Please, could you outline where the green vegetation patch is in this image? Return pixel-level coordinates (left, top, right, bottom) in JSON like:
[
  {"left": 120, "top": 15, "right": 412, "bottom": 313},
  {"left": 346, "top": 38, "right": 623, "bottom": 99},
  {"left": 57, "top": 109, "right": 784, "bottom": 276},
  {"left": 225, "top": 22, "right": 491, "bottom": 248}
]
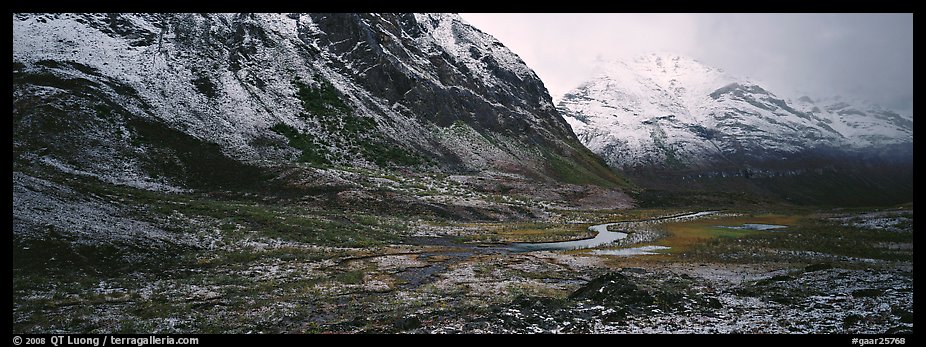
[
  {"left": 543, "top": 147, "right": 630, "bottom": 188},
  {"left": 130, "top": 118, "right": 269, "bottom": 190},
  {"left": 294, "top": 77, "right": 351, "bottom": 117},
  {"left": 271, "top": 123, "right": 332, "bottom": 165},
  {"left": 361, "top": 141, "right": 422, "bottom": 167},
  {"left": 276, "top": 76, "right": 422, "bottom": 167}
]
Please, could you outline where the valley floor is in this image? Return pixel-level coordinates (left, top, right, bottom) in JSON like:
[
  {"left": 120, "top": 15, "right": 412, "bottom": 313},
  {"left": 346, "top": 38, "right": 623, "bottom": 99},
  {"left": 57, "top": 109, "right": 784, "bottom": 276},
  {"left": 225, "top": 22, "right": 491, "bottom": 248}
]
[{"left": 12, "top": 168, "right": 913, "bottom": 334}]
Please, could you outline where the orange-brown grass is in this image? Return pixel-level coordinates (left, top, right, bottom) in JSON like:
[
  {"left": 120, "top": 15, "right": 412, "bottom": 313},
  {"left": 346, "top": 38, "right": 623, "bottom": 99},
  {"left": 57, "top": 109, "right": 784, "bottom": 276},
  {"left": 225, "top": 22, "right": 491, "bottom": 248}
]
[
  {"left": 591, "top": 214, "right": 802, "bottom": 263},
  {"left": 655, "top": 214, "right": 802, "bottom": 254}
]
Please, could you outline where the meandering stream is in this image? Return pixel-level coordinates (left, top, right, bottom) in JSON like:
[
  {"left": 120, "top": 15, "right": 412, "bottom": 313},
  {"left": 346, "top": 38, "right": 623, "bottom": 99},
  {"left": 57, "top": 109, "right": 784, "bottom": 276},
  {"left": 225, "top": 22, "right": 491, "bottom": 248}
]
[{"left": 508, "top": 211, "right": 718, "bottom": 252}]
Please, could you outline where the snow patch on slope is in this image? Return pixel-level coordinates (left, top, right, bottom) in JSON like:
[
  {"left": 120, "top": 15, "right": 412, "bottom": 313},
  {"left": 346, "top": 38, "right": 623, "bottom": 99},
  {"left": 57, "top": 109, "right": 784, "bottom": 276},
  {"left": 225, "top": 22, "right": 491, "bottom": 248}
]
[{"left": 559, "top": 53, "right": 913, "bottom": 169}]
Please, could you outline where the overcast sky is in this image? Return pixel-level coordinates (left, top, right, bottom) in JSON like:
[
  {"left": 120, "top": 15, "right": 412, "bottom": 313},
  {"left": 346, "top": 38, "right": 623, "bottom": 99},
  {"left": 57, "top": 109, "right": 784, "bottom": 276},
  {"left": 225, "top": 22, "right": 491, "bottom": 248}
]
[{"left": 459, "top": 13, "right": 913, "bottom": 116}]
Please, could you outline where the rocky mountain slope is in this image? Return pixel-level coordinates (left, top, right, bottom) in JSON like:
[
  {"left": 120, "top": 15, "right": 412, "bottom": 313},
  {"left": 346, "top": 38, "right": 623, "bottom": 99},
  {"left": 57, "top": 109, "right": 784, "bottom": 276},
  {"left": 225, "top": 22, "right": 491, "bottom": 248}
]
[
  {"left": 13, "top": 13, "right": 624, "bottom": 193},
  {"left": 791, "top": 96, "right": 914, "bottom": 150},
  {"left": 559, "top": 53, "right": 912, "bottom": 205},
  {"left": 560, "top": 53, "right": 913, "bottom": 172},
  {"left": 13, "top": 12, "right": 636, "bottom": 265}
]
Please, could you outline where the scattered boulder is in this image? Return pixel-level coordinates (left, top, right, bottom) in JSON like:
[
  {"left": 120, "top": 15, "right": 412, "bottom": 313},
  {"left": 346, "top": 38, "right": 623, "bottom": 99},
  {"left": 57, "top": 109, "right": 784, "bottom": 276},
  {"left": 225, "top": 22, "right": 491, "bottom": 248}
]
[
  {"left": 393, "top": 316, "right": 421, "bottom": 331},
  {"left": 852, "top": 288, "right": 883, "bottom": 298},
  {"left": 569, "top": 273, "right": 654, "bottom": 307},
  {"left": 704, "top": 297, "right": 723, "bottom": 309},
  {"left": 891, "top": 307, "right": 914, "bottom": 323},
  {"left": 843, "top": 314, "right": 864, "bottom": 329}
]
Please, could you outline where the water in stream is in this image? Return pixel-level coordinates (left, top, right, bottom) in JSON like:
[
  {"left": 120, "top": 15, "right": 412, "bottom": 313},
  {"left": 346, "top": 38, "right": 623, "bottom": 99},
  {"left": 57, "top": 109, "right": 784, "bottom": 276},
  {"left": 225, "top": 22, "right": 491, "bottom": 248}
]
[
  {"left": 508, "top": 211, "right": 719, "bottom": 252},
  {"left": 719, "top": 223, "right": 788, "bottom": 231}
]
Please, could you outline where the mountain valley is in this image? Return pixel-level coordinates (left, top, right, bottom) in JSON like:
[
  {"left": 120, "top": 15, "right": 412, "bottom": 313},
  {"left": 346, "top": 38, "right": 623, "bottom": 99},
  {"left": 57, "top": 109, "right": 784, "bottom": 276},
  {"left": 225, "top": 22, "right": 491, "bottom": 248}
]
[{"left": 12, "top": 14, "right": 913, "bottom": 335}]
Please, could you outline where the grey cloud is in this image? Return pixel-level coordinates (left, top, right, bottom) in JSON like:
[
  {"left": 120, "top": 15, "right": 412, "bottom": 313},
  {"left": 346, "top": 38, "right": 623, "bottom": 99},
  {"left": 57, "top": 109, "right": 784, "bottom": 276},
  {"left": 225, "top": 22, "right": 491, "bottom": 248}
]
[{"left": 460, "top": 13, "right": 912, "bottom": 115}]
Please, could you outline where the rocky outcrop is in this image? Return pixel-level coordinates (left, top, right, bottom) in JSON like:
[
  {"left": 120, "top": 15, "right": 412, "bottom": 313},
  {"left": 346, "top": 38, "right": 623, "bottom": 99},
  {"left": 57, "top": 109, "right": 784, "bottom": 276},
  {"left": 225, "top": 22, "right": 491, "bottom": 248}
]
[{"left": 13, "top": 13, "right": 624, "bottom": 192}]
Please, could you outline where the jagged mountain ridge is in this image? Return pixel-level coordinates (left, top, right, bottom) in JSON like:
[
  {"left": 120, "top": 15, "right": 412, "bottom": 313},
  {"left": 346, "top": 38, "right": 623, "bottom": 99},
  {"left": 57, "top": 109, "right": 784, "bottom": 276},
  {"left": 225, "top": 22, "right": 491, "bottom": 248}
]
[
  {"left": 791, "top": 95, "right": 914, "bottom": 149},
  {"left": 560, "top": 53, "right": 913, "bottom": 171},
  {"left": 12, "top": 13, "right": 622, "bottom": 192}
]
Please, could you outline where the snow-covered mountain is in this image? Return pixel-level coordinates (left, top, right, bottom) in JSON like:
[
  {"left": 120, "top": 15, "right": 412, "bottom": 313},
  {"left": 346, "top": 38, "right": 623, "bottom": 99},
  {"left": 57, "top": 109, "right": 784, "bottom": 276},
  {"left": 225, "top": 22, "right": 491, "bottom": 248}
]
[
  {"left": 560, "top": 53, "right": 913, "bottom": 171},
  {"left": 13, "top": 13, "right": 621, "bottom": 191},
  {"left": 791, "top": 95, "right": 914, "bottom": 149}
]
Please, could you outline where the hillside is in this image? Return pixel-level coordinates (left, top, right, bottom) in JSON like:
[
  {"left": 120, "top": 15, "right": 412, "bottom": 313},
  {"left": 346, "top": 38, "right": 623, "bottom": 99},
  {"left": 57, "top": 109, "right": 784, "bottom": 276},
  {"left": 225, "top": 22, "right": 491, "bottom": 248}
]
[{"left": 13, "top": 13, "right": 628, "bottom": 190}]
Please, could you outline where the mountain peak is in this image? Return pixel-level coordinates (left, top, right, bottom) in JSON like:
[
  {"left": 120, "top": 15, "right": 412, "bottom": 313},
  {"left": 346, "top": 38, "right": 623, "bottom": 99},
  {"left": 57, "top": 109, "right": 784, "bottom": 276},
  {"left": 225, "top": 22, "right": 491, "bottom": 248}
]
[
  {"left": 560, "top": 54, "right": 913, "bottom": 171},
  {"left": 631, "top": 52, "right": 717, "bottom": 72},
  {"left": 585, "top": 53, "right": 738, "bottom": 107},
  {"left": 599, "top": 53, "right": 728, "bottom": 79}
]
